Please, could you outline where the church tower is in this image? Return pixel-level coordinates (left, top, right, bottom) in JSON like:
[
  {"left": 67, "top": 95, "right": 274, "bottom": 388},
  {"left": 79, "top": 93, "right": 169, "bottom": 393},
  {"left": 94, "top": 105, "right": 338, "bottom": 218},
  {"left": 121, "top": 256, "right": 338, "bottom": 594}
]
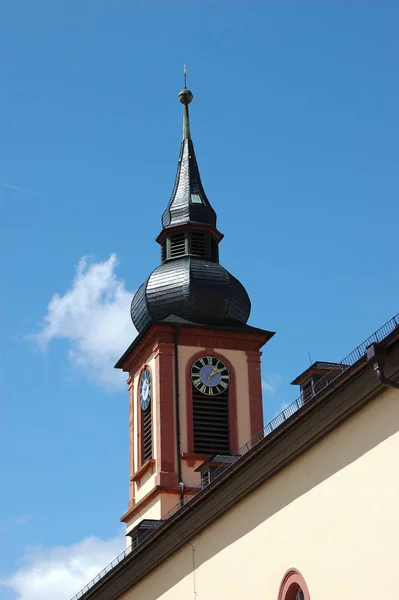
[{"left": 115, "top": 77, "right": 274, "bottom": 543}]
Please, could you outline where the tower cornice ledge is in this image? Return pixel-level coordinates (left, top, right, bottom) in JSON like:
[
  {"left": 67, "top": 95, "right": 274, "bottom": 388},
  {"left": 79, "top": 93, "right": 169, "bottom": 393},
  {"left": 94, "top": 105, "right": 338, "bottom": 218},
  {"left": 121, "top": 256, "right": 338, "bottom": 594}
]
[
  {"left": 155, "top": 222, "right": 224, "bottom": 245},
  {"left": 115, "top": 320, "right": 275, "bottom": 373}
]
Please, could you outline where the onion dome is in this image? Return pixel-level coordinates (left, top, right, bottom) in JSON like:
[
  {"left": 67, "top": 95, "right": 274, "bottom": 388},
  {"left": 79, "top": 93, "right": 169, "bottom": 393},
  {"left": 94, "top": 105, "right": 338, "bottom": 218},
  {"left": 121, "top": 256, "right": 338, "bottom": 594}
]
[
  {"left": 131, "top": 258, "right": 250, "bottom": 333},
  {"left": 130, "top": 72, "right": 251, "bottom": 333}
]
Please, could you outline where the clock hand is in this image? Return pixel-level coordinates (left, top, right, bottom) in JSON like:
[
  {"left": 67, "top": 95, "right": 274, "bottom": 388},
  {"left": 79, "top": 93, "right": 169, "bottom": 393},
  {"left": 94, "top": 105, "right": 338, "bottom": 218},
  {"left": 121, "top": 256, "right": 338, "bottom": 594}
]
[{"left": 207, "top": 367, "right": 221, "bottom": 380}]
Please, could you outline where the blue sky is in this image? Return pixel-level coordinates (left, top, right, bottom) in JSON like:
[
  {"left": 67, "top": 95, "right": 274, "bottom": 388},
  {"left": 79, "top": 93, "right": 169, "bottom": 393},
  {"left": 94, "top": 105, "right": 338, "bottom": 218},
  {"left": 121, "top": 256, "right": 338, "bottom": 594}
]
[{"left": 1, "top": 1, "right": 398, "bottom": 598}]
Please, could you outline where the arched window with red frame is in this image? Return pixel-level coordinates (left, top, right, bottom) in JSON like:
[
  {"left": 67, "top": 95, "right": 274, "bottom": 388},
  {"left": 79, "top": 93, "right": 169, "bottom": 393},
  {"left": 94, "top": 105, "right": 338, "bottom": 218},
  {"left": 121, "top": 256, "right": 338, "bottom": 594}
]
[
  {"left": 278, "top": 569, "right": 310, "bottom": 600},
  {"left": 138, "top": 367, "right": 153, "bottom": 465}
]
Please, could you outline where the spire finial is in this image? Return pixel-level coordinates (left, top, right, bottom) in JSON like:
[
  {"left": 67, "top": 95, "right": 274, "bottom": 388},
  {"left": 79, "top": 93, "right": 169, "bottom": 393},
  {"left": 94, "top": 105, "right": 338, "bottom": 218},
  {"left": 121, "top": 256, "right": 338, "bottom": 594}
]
[{"left": 178, "top": 66, "right": 193, "bottom": 140}]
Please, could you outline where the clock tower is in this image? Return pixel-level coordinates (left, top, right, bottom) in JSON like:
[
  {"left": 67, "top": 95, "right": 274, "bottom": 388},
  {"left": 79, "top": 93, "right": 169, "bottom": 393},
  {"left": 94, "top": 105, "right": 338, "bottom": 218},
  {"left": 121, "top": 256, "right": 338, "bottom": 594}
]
[{"left": 115, "top": 79, "right": 274, "bottom": 543}]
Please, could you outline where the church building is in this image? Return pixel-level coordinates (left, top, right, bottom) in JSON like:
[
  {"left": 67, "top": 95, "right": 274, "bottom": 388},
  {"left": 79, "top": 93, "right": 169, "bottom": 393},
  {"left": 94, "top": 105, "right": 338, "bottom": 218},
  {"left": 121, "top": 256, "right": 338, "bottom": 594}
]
[{"left": 71, "top": 80, "right": 399, "bottom": 600}]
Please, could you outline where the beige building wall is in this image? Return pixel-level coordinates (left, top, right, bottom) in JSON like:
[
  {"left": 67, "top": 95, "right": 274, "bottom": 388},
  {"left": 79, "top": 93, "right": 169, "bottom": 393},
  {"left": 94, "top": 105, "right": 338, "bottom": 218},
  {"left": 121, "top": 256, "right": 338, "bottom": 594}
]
[
  {"left": 120, "top": 386, "right": 399, "bottom": 599},
  {"left": 177, "top": 345, "right": 193, "bottom": 455},
  {"left": 181, "top": 458, "right": 206, "bottom": 488},
  {"left": 126, "top": 494, "right": 180, "bottom": 538},
  {"left": 220, "top": 348, "right": 251, "bottom": 446}
]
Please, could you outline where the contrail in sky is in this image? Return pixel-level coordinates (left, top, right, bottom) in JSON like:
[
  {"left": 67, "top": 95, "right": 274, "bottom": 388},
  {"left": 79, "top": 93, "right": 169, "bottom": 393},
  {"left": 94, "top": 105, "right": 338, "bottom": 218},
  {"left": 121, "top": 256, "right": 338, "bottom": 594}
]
[{"left": 1, "top": 182, "right": 45, "bottom": 197}]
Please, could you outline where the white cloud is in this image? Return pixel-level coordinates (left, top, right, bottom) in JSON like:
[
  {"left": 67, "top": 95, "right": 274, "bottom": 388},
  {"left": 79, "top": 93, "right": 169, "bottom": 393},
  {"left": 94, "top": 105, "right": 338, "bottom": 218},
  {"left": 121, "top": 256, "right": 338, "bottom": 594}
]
[
  {"left": 1, "top": 536, "right": 125, "bottom": 600},
  {"left": 262, "top": 374, "right": 282, "bottom": 396},
  {"left": 32, "top": 254, "right": 136, "bottom": 389}
]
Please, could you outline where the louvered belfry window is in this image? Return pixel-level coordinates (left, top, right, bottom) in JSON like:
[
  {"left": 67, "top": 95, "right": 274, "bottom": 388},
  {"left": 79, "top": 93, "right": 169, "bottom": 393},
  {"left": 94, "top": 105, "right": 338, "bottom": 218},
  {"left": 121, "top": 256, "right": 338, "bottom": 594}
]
[
  {"left": 141, "top": 401, "right": 152, "bottom": 463},
  {"left": 163, "top": 231, "right": 219, "bottom": 262},
  {"left": 190, "top": 232, "right": 207, "bottom": 257},
  {"left": 210, "top": 236, "right": 219, "bottom": 262},
  {"left": 169, "top": 232, "right": 186, "bottom": 258},
  {"left": 161, "top": 240, "right": 167, "bottom": 262},
  {"left": 192, "top": 387, "right": 230, "bottom": 454}
]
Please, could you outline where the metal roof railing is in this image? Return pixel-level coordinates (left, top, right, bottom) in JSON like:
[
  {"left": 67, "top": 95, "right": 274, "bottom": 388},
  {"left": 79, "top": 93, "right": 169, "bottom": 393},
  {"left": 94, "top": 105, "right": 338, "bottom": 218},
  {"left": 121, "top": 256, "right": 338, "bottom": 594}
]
[{"left": 71, "top": 312, "right": 399, "bottom": 600}]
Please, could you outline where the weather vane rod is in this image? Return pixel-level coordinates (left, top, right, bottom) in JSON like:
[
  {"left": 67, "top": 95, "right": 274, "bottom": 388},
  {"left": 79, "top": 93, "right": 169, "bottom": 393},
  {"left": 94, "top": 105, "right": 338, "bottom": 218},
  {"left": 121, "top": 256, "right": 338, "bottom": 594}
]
[{"left": 178, "top": 65, "right": 193, "bottom": 140}]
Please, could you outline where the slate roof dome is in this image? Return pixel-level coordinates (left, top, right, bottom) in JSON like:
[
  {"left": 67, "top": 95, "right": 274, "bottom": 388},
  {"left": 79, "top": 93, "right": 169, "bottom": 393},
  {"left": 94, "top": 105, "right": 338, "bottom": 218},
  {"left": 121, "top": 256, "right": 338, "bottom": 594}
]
[
  {"left": 131, "top": 257, "right": 251, "bottom": 333},
  {"left": 130, "top": 78, "right": 251, "bottom": 333}
]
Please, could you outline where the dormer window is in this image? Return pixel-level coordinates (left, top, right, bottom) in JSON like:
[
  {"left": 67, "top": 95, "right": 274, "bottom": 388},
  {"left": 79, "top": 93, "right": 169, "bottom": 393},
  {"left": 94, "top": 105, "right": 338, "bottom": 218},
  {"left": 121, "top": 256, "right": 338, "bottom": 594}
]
[
  {"left": 190, "top": 193, "right": 203, "bottom": 204},
  {"left": 291, "top": 361, "right": 349, "bottom": 405}
]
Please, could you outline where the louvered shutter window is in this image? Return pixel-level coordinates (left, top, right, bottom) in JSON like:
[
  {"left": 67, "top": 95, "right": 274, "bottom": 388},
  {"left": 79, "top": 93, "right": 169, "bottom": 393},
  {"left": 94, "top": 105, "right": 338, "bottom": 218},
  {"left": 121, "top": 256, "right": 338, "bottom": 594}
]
[
  {"left": 142, "top": 402, "right": 152, "bottom": 462},
  {"left": 193, "top": 387, "right": 229, "bottom": 454},
  {"left": 169, "top": 232, "right": 186, "bottom": 258}
]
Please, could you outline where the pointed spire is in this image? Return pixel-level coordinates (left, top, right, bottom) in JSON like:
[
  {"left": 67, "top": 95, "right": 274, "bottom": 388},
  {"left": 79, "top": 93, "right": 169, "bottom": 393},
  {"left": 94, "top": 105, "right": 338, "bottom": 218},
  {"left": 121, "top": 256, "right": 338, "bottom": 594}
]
[
  {"left": 129, "top": 77, "right": 252, "bottom": 334},
  {"left": 178, "top": 65, "right": 193, "bottom": 140},
  {"left": 160, "top": 73, "right": 219, "bottom": 233}
]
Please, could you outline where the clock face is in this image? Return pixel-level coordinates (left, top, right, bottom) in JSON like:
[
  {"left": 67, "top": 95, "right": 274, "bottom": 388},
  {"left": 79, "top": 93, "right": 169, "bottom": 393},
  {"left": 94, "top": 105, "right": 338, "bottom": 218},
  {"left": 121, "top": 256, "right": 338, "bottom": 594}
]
[
  {"left": 191, "top": 356, "right": 230, "bottom": 396},
  {"left": 139, "top": 369, "right": 151, "bottom": 411}
]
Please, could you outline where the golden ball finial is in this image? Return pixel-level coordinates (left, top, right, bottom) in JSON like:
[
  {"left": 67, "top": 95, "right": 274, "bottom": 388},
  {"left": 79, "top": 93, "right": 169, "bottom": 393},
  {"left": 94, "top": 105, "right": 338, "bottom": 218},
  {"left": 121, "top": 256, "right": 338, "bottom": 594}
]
[{"left": 178, "top": 88, "right": 193, "bottom": 105}]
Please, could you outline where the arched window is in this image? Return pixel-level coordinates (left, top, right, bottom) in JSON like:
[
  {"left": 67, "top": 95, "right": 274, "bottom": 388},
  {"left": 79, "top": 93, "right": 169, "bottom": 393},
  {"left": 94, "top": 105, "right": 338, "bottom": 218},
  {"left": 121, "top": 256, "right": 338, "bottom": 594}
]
[
  {"left": 138, "top": 368, "right": 153, "bottom": 464},
  {"left": 278, "top": 569, "right": 310, "bottom": 600},
  {"left": 190, "top": 355, "right": 231, "bottom": 455},
  {"left": 186, "top": 350, "right": 238, "bottom": 456},
  {"left": 141, "top": 398, "right": 152, "bottom": 462},
  {"left": 192, "top": 384, "right": 230, "bottom": 454}
]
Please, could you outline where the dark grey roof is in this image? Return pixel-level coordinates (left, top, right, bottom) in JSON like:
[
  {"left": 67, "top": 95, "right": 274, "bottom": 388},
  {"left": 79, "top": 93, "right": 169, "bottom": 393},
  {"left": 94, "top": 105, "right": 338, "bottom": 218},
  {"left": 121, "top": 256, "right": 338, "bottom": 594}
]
[
  {"left": 130, "top": 257, "right": 251, "bottom": 333},
  {"left": 129, "top": 84, "right": 252, "bottom": 335},
  {"left": 290, "top": 361, "right": 347, "bottom": 385},
  {"left": 161, "top": 138, "right": 217, "bottom": 230}
]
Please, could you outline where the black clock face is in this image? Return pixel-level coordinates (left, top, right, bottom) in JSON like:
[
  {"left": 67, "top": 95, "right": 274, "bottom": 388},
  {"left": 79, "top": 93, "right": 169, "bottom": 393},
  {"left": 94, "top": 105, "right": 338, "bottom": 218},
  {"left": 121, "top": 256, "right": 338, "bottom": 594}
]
[
  {"left": 190, "top": 356, "right": 230, "bottom": 396},
  {"left": 139, "top": 369, "right": 151, "bottom": 411}
]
